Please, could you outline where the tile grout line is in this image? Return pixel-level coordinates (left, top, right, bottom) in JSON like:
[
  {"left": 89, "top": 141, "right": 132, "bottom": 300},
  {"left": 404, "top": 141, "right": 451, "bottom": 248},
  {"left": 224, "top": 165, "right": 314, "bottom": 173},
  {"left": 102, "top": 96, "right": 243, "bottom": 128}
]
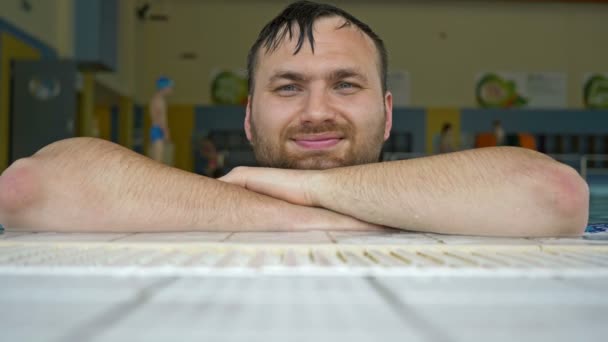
[
  {"left": 0, "top": 231, "right": 35, "bottom": 240},
  {"left": 365, "top": 276, "right": 455, "bottom": 342},
  {"left": 325, "top": 231, "right": 337, "bottom": 244},
  {"left": 220, "top": 232, "right": 235, "bottom": 242},
  {"left": 108, "top": 233, "right": 136, "bottom": 243},
  {"left": 54, "top": 277, "right": 179, "bottom": 342}
]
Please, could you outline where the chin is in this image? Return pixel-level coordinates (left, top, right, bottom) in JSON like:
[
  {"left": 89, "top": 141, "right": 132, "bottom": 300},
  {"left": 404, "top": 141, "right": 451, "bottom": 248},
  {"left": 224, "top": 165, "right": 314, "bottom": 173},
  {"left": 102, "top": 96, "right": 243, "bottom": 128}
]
[{"left": 289, "top": 154, "right": 353, "bottom": 170}]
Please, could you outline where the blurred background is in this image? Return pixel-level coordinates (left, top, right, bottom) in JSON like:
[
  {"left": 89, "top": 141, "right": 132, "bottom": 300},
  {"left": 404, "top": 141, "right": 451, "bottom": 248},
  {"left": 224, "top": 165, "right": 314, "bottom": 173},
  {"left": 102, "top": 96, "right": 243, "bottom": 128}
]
[{"left": 0, "top": 0, "right": 607, "bottom": 180}]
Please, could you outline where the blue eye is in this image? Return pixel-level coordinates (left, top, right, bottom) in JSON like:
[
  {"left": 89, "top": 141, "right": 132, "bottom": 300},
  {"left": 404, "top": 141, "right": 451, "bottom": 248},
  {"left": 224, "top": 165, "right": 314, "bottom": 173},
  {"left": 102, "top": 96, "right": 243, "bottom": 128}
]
[
  {"left": 275, "top": 84, "right": 300, "bottom": 96},
  {"left": 336, "top": 82, "right": 360, "bottom": 94},
  {"left": 278, "top": 84, "right": 297, "bottom": 92}
]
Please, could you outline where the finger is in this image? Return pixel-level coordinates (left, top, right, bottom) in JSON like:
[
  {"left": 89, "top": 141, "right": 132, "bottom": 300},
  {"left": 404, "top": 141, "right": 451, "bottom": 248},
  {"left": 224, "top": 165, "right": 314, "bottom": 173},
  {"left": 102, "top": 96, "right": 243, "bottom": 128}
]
[
  {"left": 220, "top": 167, "right": 265, "bottom": 189},
  {"left": 218, "top": 174, "right": 245, "bottom": 187}
]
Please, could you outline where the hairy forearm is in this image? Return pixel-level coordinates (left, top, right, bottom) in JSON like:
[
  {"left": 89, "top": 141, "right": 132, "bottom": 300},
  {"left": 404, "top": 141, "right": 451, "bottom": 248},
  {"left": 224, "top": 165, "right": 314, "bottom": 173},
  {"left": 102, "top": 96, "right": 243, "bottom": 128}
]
[
  {"left": 0, "top": 138, "right": 374, "bottom": 232},
  {"left": 312, "top": 147, "right": 589, "bottom": 237}
]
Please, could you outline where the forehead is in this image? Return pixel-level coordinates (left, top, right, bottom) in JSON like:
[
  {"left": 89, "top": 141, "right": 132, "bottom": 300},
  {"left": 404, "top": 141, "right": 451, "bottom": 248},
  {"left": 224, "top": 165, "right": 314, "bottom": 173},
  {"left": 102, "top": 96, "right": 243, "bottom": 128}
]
[{"left": 256, "top": 16, "right": 380, "bottom": 82}]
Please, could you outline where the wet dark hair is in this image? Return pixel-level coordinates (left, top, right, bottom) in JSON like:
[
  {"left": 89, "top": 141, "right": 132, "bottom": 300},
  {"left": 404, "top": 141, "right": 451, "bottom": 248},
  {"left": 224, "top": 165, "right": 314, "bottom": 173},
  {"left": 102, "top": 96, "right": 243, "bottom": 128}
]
[{"left": 246, "top": 0, "right": 388, "bottom": 95}]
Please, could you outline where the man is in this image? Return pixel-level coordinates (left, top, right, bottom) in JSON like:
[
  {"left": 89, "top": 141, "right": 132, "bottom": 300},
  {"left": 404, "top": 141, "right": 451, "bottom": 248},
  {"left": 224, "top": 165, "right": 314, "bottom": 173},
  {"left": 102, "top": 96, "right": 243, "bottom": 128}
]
[
  {"left": 149, "top": 76, "right": 173, "bottom": 163},
  {"left": 0, "top": 1, "right": 589, "bottom": 236},
  {"left": 438, "top": 123, "right": 456, "bottom": 153},
  {"left": 493, "top": 119, "right": 506, "bottom": 146}
]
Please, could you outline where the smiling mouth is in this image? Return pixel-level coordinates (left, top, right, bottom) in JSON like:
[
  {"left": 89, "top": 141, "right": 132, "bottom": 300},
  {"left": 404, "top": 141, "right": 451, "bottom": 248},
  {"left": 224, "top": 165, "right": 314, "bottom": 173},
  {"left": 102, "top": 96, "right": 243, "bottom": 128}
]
[{"left": 291, "top": 134, "right": 344, "bottom": 150}]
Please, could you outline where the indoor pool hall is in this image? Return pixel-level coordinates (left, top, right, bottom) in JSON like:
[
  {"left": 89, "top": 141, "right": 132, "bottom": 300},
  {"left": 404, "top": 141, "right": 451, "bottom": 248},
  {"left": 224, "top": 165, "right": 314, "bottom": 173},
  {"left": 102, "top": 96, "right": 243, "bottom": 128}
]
[{"left": 1, "top": 0, "right": 607, "bottom": 341}]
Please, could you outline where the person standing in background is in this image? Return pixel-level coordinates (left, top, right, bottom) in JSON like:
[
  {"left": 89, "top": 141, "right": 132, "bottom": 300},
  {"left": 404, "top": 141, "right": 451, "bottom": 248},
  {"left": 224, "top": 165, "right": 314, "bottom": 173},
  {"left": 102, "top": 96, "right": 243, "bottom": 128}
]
[
  {"left": 199, "top": 137, "right": 224, "bottom": 178},
  {"left": 493, "top": 119, "right": 505, "bottom": 146},
  {"left": 438, "top": 122, "right": 456, "bottom": 153},
  {"left": 149, "top": 76, "right": 173, "bottom": 163}
]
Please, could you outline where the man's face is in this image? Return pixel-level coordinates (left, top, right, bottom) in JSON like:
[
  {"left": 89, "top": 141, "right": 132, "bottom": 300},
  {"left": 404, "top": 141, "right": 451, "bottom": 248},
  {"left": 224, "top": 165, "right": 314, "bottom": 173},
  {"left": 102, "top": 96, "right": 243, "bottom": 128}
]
[{"left": 246, "top": 16, "right": 392, "bottom": 170}]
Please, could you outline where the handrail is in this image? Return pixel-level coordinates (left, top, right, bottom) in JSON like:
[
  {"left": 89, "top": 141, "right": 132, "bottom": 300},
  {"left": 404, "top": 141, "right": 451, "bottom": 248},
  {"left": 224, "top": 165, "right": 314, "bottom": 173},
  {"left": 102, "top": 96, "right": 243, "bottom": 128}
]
[{"left": 579, "top": 155, "right": 608, "bottom": 180}]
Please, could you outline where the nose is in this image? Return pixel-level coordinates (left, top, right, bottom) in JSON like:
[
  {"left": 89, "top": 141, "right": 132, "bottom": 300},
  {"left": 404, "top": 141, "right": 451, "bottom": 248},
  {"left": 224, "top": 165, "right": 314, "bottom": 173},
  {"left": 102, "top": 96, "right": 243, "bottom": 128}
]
[{"left": 299, "top": 86, "right": 336, "bottom": 125}]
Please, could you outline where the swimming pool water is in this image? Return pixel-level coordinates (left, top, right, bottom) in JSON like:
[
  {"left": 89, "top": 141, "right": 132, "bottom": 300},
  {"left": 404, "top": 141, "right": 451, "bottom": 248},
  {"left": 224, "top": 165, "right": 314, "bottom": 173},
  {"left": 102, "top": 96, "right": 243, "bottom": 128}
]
[
  {"left": 590, "top": 189, "right": 608, "bottom": 223},
  {"left": 587, "top": 174, "right": 607, "bottom": 224}
]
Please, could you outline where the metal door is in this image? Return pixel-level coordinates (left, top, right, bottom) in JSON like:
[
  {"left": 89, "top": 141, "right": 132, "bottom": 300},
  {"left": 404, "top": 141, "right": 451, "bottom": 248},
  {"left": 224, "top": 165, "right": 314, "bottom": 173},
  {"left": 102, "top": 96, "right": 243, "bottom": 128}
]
[{"left": 10, "top": 60, "right": 76, "bottom": 161}]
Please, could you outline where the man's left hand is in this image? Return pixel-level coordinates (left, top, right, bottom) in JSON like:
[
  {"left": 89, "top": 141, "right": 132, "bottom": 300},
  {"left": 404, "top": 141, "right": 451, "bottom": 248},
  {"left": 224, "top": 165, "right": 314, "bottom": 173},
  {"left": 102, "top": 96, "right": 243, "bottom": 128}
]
[{"left": 219, "top": 167, "right": 319, "bottom": 207}]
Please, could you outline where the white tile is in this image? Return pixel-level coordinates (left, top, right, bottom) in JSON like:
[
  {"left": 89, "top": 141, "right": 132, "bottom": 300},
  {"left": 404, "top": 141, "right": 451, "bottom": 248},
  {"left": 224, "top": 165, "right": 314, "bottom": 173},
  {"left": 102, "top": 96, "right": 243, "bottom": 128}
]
[
  {"left": 329, "top": 230, "right": 439, "bottom": 245},
  {"left": 410, "top": 305, "right": 606, "bottom": 342},
  {"left": 7, "top": 232, "right": 129, "bottom": 242},
  {"left": 0, "top": 275, "right": 159, "bottom": 342},
  {"left": 226, "top": 231, "right": 332, "bottom": 244},
  {"left": 115, "top": 232, "right": 230, "bottom": 243},
  {"left": 0, "top": 231, "right": 34, "bottom": 240},
  {"left": 379, "top": 277, "right": 608, "bottom": 341},
  {"left": 93, "top": 276, "right": 429, "bottom": 342},
  {"left": 377, "top": 277, "right": 608, "bottom": 342},
  {"left": 377, "top": 277, "right": 608, "bottom": 305},
  {"left": 531, "top": 237, "right": 608, "bottom": 245},
  {"left": 560, "top": 278, "right": 608, "bottom": 293},
  {"left": 425, "top": 233, "right": 538, "bottom": 245}
]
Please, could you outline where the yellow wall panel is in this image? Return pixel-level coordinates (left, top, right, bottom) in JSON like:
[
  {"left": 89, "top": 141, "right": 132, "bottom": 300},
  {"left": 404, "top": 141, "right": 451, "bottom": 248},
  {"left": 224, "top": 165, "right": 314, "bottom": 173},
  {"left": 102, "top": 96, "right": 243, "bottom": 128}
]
[
  {"left": 142, "top": 104, "right": 194, "bottom": 171},
  {"left": 143, "top": 106, "right": 151, "bottom": 156},
  {"left": 79, "top": 72, "right": 95, "bottom": 137},
  {"left": 95, "top": 106, "right": 111, "bottom": 141},
  {"left": 167, "top": 105, "right": 194, "bottom": 172},
  {"left": 119, "top": 96, "right": 134, "bottom": 149}
]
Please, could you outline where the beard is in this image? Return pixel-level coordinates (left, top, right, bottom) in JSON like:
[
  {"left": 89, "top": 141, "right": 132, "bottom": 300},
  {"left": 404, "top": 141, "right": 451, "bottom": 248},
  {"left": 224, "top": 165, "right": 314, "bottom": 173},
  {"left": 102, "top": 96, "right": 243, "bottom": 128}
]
[{"left": 249, "top": 114, "right": 386, "bottom": 170}]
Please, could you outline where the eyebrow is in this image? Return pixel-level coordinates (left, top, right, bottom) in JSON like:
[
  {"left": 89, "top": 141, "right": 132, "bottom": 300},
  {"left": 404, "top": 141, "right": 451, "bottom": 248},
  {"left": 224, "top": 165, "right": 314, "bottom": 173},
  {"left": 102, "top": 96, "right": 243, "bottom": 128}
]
[
  {"left": 269, "top": 71, "right": 308, "bottom": 84},
  {"left": 328, "top": 68, "right": 368, "bottom": 83},
  {"left": 268, "top": 68, "right": 368, "bottom": 84}
]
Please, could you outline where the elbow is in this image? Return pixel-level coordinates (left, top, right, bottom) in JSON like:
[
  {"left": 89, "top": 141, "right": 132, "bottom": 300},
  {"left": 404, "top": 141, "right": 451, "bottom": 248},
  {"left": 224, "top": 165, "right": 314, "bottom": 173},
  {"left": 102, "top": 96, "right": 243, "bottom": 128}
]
[
  {"left": 0, "top": 137, "right": 121, "bottom": 230},
  {"left": 0, "top": 137, "right": 94, "bottom": 215},
  {"left": 0, "top": 158, "right": 40, "bottom": 227},
  {"left": 0, "top": 138, "right": 109, "bottom": 214},
  {"left": 535, "top": 161, "right": 589, "bottom": 236}
]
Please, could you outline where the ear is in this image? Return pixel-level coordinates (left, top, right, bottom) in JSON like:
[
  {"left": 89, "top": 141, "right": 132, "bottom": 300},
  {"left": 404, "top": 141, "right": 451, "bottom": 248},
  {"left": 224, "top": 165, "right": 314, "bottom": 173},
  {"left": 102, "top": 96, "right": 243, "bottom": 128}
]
[
  {"left": 244, "top": 95, "right": 253, "bottom": 142},
  {"left": 383, "top": 91, "right": 393, "bottom": 141}
]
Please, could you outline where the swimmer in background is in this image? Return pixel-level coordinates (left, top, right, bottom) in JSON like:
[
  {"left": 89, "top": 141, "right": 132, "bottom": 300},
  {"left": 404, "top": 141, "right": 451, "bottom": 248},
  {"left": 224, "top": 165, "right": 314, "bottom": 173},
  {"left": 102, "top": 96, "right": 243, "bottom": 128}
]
[{"left": 150, "top": 77, "right": 173, "bottom": 163}]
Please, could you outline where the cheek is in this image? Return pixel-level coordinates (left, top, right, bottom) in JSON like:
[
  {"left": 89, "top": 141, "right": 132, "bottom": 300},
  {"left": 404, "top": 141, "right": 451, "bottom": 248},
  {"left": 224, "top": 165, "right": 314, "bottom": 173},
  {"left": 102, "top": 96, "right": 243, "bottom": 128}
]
[
  {"left": 252, "top": 101, "right": 291, "bottom": 140},
  {"left": 348, "top": 103, "right": 385, "bottom": 134}
]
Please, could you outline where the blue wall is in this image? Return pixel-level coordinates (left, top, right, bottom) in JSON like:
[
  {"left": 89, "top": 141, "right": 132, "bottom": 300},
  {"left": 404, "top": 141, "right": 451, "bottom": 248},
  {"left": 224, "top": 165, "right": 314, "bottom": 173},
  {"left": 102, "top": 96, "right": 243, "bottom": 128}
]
[
  {"left": 194, "top": 106, "right": 428, "bottom": 153},
  {"left": 74, "top": 0, "right": 118, "bottom": 70},
  {"left": 461, "top": 109, "right": 608, "bottom": 134},
  {"left": 110, "top": 105, "right": 119, "bottom": 143},
  {"left": 133, "top": 105, "right": 144, "bottom": 154},
  {"left": 195, "top": 106, "right": 245, "bottom": 134},
  {"left": 392, "top": 108, "right": 426, "bottom": 153},
  {"left": 193, "top": 106, "right": 608, "bottom": 155}
]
